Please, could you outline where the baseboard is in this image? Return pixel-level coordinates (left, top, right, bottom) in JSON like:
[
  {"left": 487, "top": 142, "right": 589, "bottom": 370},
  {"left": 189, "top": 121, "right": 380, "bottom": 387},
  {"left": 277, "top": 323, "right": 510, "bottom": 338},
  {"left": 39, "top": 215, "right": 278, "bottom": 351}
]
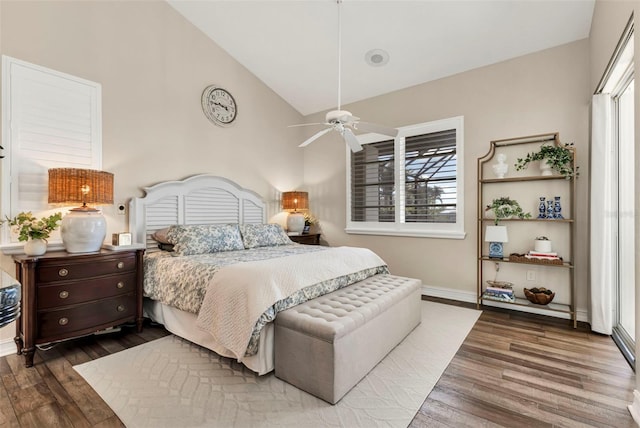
[
  {"left": 421, "top": 284, "right": 477, "bottom": 304},
  {"left": 628, "top": 389, "right": 640, "bottom": 426},
  {"left": 0, "top": 337, "right": 15, "bottom": 358},
  {"left": 421, "top": 284, "right": 589, "bottom": 323}
]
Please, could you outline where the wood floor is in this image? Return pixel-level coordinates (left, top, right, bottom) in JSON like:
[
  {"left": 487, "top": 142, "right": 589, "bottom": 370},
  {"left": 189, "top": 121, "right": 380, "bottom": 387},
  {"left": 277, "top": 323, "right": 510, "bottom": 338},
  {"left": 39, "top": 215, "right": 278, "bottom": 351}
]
[{"left": 0, "top": 299, "right": 635, "bottom": 427}]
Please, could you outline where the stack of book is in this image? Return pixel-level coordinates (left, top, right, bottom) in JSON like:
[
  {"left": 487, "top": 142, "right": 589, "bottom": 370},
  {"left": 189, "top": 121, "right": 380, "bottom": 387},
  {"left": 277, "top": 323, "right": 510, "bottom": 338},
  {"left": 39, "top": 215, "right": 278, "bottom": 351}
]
[
  {"left": 524, "top": 251, "right": 561, "bottom": 262},
  {"left": 482, "top": 285, "right": 515, "bottom": 303}
]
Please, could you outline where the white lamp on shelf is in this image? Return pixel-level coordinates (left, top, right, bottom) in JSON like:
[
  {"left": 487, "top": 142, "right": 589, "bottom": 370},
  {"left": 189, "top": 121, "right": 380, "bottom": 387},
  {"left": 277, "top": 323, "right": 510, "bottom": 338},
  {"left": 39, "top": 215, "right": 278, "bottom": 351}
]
[
  {"left": 282, "top": 191, "right": 308, "bottom": 235},
  {"left": 485, "top": 225, "right": 508, "bottom": 259},
  {"left": 48, "top": 168, "right": 114, "bottom": 253}
]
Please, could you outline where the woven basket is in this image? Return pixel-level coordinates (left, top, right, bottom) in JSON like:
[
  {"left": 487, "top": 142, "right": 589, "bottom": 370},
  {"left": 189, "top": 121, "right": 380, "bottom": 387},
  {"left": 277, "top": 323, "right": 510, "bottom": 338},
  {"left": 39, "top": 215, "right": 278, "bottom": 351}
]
[
  {"left": 509, "top": 254, "right": 563, "bottom": 266},
  {"left": 524, "top": 288, "right": 555, "bottom": 305}
]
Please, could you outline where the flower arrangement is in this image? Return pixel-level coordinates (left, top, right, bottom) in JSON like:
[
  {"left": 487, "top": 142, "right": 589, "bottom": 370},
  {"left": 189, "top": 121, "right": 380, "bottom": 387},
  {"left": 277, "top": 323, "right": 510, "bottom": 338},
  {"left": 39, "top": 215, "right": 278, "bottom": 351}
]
[
  {"left": 7, "top": 211, "right": 62, "bottom": 242},
  {"left": 485, "top": 197, "right": 531, "bottom": 225},
  {"left": 514, "top": 143, "right": 578, "bottom": 178}
]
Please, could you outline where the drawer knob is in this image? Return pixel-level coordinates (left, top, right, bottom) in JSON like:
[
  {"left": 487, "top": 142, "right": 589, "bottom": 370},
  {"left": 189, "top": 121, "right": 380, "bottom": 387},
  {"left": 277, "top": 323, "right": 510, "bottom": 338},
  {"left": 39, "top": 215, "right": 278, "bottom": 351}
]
[
  {"left": 59, "top": 291, "right": 69, "bottom": 299},
  {"left": 58, "top": 268, "right": 69, "bottom": 277},
  {"left": 117, "top": 262, "right": 124, "bottom": 269},
  {"left": 58, "top": 317, "right": 69, "bottom": 326},
  {"left": 117, "top": 305, "right": 125, "bottom": 312},
  {"left": 116, "top": 281, "right": 124, "bottom": 289}
]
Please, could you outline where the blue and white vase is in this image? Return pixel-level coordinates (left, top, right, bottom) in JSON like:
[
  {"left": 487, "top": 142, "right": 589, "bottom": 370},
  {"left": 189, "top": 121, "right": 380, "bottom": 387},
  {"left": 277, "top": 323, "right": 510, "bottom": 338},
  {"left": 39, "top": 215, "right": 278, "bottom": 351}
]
[
  {"left": 538, "top": 197, "right": 546, "bottom": 219},
  {"left": 546, "top": 200, "right": 554, "bottom": 219},
  {"left": 553, "top": 196, "right": 563, "bottom": 219}
]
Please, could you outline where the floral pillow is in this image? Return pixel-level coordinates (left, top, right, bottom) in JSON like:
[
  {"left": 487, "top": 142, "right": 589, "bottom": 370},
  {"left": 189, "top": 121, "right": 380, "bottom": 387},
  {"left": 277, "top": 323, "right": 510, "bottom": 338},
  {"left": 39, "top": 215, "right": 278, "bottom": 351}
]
[
  {"left": 239, "top": 223, "right": 292, "bottom": 249},
  {"left": 166, "top": 224, "right": 244, "bottom": 256}
]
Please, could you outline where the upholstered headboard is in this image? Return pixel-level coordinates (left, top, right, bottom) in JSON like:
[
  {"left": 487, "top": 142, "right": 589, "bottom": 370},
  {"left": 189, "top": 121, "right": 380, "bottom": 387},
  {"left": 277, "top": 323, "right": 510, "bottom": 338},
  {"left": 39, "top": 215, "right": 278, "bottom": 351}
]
[{"left": 129, "top": 174, "right": 267, "bottom": 250}]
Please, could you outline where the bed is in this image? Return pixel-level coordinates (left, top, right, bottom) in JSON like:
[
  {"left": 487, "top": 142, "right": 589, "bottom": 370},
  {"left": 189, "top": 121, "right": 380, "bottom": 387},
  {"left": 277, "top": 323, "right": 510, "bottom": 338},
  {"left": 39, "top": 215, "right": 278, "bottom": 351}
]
[{"left": 129, "top": 175, "right": 389, "bottom": 375}]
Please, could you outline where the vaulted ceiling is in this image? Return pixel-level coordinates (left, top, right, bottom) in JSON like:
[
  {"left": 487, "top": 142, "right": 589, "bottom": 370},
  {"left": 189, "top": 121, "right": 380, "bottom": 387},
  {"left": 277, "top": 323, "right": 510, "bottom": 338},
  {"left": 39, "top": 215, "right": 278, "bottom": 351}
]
[{"left": 168, "top": 0, "right": 595, "bottom": 116}]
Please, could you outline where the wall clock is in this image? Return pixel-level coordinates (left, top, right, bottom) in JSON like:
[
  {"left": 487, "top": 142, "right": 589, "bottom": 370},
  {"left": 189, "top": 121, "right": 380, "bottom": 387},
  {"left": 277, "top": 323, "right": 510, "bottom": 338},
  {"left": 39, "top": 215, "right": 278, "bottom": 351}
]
[{"left": 201, "top": 85, "right": 237, "bottom": 126}]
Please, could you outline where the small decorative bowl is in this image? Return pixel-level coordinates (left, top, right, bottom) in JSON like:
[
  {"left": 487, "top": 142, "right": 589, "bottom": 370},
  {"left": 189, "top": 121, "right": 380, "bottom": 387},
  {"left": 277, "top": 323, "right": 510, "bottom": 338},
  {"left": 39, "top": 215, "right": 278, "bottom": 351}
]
[
  {"left": 524, "top": 287, "right": 555, "bottom": 305},
  {"left": 486, "top": 280, "right": 514, "bottom": 289}
]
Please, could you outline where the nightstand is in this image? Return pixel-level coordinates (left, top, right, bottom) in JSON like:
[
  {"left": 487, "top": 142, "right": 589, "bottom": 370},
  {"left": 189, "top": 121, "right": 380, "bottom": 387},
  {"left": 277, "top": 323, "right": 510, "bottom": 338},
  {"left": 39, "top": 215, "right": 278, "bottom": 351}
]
[
  {"left": 13, "top": 248, "right": 144, "bottom": 367},
  {"left": 289, "top": 233, "right": 321, "bottom": 245}
]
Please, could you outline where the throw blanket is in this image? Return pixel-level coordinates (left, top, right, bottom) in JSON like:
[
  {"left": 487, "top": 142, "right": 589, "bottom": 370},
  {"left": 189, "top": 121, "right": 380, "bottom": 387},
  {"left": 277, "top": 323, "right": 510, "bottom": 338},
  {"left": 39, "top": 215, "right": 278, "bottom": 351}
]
[{"left": 196, "top": 246, "right": 387, "bottom": 362}]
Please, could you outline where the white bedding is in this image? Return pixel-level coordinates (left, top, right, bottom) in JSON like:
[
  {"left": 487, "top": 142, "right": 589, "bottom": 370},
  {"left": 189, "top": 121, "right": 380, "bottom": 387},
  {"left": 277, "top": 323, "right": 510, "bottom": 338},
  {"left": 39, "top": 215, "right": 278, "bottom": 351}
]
[
  {"left": 195, "top": 246, "right": 386, "bottom": 362},
  {"left": 144, "top": 299, "right": 276, "bottom": 375}
]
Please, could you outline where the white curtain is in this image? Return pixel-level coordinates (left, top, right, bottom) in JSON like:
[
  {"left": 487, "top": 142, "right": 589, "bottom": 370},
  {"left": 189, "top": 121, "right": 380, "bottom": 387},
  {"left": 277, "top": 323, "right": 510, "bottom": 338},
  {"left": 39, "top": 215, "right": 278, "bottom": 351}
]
[{"left": 590, "top": 93, "right": 614, "bottom": 334}]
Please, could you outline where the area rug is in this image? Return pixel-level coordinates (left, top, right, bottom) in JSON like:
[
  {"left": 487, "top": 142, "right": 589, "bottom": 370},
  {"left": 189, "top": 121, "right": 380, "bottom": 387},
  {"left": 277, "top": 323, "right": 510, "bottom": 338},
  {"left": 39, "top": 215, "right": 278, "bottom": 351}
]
[{"left": 74, "top": 300, "right": 480, "bottom": 427}]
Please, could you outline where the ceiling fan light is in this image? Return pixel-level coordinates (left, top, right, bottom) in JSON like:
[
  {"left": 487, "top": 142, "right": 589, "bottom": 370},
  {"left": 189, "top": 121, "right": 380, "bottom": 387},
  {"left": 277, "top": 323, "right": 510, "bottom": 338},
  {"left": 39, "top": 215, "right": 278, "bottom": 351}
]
[{"left": 365, "top": 49, "right": 389, "bottom": 67}]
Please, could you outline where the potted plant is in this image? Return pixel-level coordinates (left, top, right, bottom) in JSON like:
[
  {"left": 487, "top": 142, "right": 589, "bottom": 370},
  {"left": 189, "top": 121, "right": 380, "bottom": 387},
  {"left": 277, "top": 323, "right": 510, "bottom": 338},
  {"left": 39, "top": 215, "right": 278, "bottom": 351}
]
[
  {"left": 514, "top": 143, "right": 577, "bottom": 178},
  {"left": 7, "top": 211, "right": 62, "bottom": 256},
  {"left": 485, "top": 197, "right": 531, "bottom": 225}
]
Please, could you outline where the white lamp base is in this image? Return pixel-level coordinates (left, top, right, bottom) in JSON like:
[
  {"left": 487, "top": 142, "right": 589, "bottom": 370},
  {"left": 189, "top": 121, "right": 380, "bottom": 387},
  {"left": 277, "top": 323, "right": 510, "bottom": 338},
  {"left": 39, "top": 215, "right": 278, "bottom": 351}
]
[
  {"left": 287, "top": 212, "right": 305, "bottom": 234},
  {"left": 61, "top": 208, "right": 106, "bottom": 253}
]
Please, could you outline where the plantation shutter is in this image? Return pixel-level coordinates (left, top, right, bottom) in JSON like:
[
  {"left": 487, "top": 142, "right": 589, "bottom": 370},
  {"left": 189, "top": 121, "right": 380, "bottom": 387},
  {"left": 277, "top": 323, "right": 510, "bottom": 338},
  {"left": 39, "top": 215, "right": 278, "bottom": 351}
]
[
  {"left": 350, "top": 139, "right": 395, "bottom": 222},
  {"left": 4, "top": 56, "right": 101, "bottom": 212},
  {"left": 2, "top": 56, "right": 102, "bottom": 244}
]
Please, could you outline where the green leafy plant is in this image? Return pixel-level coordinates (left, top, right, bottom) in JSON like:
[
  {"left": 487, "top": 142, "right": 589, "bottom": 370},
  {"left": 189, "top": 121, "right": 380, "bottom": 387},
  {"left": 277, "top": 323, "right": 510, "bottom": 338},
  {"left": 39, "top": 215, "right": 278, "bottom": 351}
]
[
  {"left": 514, "top": 143, "right": 577, "bottom": 178},
  {"left": 7, "top": 211, "right": 62, "bottom": 241},
  {"left": 485, "top": 197, "right": 531, "bottom": 225}
]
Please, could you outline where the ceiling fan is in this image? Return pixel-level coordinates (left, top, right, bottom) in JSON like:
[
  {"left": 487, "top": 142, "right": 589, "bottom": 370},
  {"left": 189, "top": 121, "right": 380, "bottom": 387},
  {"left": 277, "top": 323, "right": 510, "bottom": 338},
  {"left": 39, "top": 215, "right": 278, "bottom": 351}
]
[{"left": 290, "top": 0, "right": 399, "bottom": 153}]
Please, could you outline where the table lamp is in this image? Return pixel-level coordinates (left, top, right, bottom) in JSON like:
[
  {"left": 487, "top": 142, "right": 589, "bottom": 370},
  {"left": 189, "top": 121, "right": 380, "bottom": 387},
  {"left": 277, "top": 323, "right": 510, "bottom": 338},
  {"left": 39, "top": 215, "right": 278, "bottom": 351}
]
[
  {"left": 48, "top": 168, "right": 114, "bottom": 253},
  {"left": 282, "top": 191, "right": 308, "bottom": 234},
  {"left": 485, "top": 225, "right": 508, "bottom": 259}
]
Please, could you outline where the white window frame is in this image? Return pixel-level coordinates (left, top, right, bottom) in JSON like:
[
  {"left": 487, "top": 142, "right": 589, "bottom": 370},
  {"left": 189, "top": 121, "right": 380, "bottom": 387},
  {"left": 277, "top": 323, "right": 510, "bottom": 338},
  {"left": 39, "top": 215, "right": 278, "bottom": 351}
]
[
  {"left": 1, "top": 56, "right": 102, "bottom": 252},
  {"left": 346, "top": 116, "right": 465, "bottom": 239}
]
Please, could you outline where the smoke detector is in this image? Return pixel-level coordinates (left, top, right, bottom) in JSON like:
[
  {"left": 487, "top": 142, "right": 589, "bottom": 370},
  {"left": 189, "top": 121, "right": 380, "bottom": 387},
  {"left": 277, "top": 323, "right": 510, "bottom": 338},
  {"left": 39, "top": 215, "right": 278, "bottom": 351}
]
[{"left": 365, "top": 49, "right": 389, "bottom": 67}]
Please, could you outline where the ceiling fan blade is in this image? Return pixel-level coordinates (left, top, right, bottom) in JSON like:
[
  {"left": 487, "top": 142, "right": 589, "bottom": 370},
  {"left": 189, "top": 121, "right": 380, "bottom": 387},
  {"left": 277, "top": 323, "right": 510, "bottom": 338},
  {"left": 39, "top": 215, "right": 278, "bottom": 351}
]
[
  {"left": 298, "top": 127, "right": 333, "bottom": 148},
  {"left": 288, "top": 122, "right": 326, "bottom": 128},
  {"left": 342, "top": 128, "right": 363, "bottom": 152},
  {"left": 355, "top": 121, "right": 399, "bottom": 137}
]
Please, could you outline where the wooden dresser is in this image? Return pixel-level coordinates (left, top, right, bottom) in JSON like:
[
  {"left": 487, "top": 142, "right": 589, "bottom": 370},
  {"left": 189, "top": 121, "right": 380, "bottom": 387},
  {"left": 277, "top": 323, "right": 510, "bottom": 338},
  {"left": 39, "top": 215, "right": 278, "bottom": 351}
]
[{"left": 13, "top": 248, "right": 144, "bottom": 367}]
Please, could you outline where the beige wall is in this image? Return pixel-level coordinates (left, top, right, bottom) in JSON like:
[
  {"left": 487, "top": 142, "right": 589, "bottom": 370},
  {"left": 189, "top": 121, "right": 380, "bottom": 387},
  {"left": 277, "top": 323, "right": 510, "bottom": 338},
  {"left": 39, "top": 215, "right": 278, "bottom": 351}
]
[
  {"left": 304, "top": 40, "right": 591, "bottom": 312},
  {"left": 0, "top": 0, "right": 626, "bottom": 350},
  {"left": 0, "top": 1, "right": 305, "bottom": 343}
]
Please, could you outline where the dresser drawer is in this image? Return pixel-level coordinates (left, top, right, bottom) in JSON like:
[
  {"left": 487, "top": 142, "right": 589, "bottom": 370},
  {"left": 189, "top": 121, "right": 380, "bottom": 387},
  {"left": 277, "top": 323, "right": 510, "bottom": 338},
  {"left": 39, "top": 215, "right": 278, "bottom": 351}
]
[
  {"left": 37, "top": 273, "right": 136, "bottom": 310},
  {"left": 37, "top": 294, "right": 135, "bottom": 341},
  {"left": 37, "top": 255, "right": 136, "bottom": 283}
]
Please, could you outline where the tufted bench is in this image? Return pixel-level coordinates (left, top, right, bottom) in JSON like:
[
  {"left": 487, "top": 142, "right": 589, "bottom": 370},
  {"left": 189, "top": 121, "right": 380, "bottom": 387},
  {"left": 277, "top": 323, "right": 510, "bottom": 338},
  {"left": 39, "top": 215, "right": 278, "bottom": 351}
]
[{"left": 274, "top": 274, "right": 422, "bottom": 404}]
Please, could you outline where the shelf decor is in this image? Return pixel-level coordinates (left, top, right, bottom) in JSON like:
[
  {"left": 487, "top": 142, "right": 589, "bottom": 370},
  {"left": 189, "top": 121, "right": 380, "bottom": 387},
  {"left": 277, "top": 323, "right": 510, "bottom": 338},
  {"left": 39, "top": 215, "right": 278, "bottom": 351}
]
[
  {"left": 477, "top": 132, "right": 576, "bottom": 328},
  {"left": 554, "top": 196, "right": 563, "bottom": 219},
  {"left": 485, "top": 197, "right": 531, "bottom": 225},
  {"left": 485, "top": 225, "right": 508, "bottom": 258},
  {"left": 514, "top": 142, "right": 577, "bottom": 179},
  {"left": 491, "top": 153, "right": 508, "bottom": 178},
  {"left": 534, "top": 236, "right": 552, "bottom": 253},
  {"left": 524, "top": 287, "right": 555, "bottom": 305}
]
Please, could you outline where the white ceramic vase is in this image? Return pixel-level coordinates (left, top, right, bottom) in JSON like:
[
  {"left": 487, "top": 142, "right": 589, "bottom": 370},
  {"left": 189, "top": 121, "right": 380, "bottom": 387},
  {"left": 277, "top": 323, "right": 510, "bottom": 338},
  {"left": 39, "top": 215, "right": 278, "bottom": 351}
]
[
  {"left": 24, "top": 238, "right": 47, "bottom": 256},
  {"left": 539, "top": 160, "right": 553, "bottom": 176},
  {"left": 534, "top": 239, "right": 552, "bottom": 253}
]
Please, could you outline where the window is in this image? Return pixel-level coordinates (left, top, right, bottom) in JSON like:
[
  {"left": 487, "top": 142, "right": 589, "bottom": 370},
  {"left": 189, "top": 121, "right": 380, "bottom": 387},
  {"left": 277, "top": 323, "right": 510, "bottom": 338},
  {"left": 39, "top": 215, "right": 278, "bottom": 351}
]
[
  {"left": 1, "top": 56, "right": 102, "bottom": 249},
  {"left": 346, "top": 116, "right": 464, "bottom": 239}
]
